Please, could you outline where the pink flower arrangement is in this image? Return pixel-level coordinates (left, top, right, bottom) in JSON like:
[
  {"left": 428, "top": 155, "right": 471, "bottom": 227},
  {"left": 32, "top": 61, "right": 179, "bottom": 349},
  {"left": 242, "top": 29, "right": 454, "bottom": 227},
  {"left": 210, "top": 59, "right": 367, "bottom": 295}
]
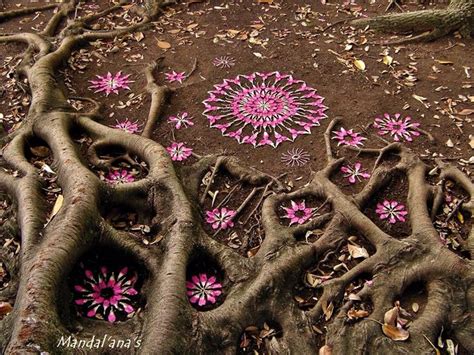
[
  {"left": 373, "top": 113, "right": 420, "bottom": 142},
  {"left": 166, "top": 142, "right": 193, "bottom": 161},
  {"left": 73, "top": 266, "right": 139, "bottom": 323},
  {"left": 186, "top": 273, "right": 222, "bottom": 306},
  {"left": 212, "top": 56, "right": 236, "bottom": 68},
  {"left": 105, "top": 169, "right": 135, "bottom": 184},
  {"left": 113, "top": 119, "right": 141, "bottom": 134},
  {"left": 341, "top": 162, "right": 371, "bottom": 184},
  {"left": 282, "top": 200, "right": 314, "bottom": 225},
  {"left": 375, "top": 200, "right": 408, "bottom": 224},
  {"left": 165, "top": 71, "right": 186, "bottom": 84},
  {"left": 168, "top": 112, "right": 194, "bottom": 129},
  {"left": 202, "top": 72, "right": 327, "bottom": 148},
  {"left": 205, "top": 207, "right": 236, "bottom": 230},
  {"left": 332, "top": 127, "right": 366, "bottom": 147},
  {"left": 89, "top": 72, "right": 132, "bottom": 96}
]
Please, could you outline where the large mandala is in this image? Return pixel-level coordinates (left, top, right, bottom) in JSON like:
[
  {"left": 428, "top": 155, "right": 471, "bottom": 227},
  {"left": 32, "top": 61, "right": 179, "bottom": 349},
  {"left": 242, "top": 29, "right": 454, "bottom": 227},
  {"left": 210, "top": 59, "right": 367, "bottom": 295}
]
[{"left": 202, "top": 72, "right": 328, "bottom": 148}]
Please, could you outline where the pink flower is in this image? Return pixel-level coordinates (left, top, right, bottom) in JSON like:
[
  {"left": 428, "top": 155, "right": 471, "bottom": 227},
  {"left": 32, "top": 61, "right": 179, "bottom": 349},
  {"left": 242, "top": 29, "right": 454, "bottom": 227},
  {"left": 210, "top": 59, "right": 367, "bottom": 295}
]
[
  {"left": 166, "top": 142, "right": 193, "bottom": 161},
  {"left": 375, "top": 200, "right": 408, "bottom": 224},
  {"left": 168, "top": 112, "right": 194, "bottom": 129},
  {"left": 332, "top": 127, "right": 366, "bottom": 147},
  {"left": 89, "top": 72, "right": 132, "bottom": 96},
  {"left": 186, "top": 273, "right": 222, "bottom": 307},
  {"left": 373, "top": 113, "right": 420, "bottom": 142},
  {"left": 341, "top": 162, "right": 371, "bottom": 184},
  {"left": 281, "top": 148, "right": 311, "bottom": 167},
  {"left": 205, "top": 207, "right": 236, "bottom": 230},
  {"left": 212, "top": 56, "right": 236, "bottom": 68},
  {"left": 113, "top": 119, "right": 141, "bottom": 134},
  {"left": 73, "top": 266, "right": 139, "bottom": 323},
  {"left": 105, "top": 169, "right": 135, "bottom": 184},
  {"left": 282, "top": 200, "right": 314, "bottom": 225},
  {"left": 165, "top": 71, "right": 186, "bottom": 84}
]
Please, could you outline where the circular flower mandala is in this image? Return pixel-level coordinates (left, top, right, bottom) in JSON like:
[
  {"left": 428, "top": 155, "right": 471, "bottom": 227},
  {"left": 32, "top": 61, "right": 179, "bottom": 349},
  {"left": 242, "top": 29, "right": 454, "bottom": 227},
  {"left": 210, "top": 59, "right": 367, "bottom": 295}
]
[{"left": 203, "top": 72, "right": 327, "bottom": 148}]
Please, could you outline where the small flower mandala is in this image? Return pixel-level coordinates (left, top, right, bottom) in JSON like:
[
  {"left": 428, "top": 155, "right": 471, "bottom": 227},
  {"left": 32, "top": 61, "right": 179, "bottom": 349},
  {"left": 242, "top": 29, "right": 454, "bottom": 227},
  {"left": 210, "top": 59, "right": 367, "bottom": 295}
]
[
  {"left": 186, "top": 273, "right": 222, "bottom": 307},
  {"left": 375, "top": 200, "right": 408, "bottom": 224},
  {"left": 89, "top": 72, "right": 132, "bottom": 96},
  {"left": 212, "top": 56, "right": 236, "bottom": 69},
  {"left": 281, "top": 148, "right": 311, "bottom": 167},
  {"left": 73, "top": 265, "right": 139, "bottom": 323},
  {"left": 282, "top": 200, "right": 314, "bottom": 225},
  {"left": 332, "top": 127, "right": 366, "bottom": 147},
  {"left": 341, "top": 162, "right": 371, "bottom": 184},
  {"left": 168, "top": 112, "right": 194, "bottom": 129},
  {"left": 203, "top": 72, "right": 327, "bottom": 148},
  {"left": 165, "top": 71, "right": 186, "bottom": 84},
  {"left": 373, "top": 113, "right": 420, "bottom": 142},
  {"left": 205, "top": 207, "right": 236, "bottom": 230},
  {"left": 166, "top": 142, "right": 193, "bottom": 161},
  {"left": 113, "top": 119, "right": 141, "bottom": 134},
  {"left": 105, "top": 169, "right": 135, "bottom": 184}
]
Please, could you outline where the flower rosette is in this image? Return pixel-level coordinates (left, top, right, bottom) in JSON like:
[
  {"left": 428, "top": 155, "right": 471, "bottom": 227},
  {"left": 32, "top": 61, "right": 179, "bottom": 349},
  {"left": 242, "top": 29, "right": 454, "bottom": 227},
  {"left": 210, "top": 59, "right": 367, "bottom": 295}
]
[{"left": 203, "top": 72, "right": 327, "bottom": 148}]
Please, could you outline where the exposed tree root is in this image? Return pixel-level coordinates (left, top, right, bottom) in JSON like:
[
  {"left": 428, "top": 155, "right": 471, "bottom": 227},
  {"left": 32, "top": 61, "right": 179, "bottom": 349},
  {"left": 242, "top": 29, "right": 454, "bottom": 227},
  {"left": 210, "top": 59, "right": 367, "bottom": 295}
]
[
  {"left": 351, "top": 0, "right": 474, "bottom": 43},
  {"left": 0, "top": 1, "right": 472, "bottom": 354}
]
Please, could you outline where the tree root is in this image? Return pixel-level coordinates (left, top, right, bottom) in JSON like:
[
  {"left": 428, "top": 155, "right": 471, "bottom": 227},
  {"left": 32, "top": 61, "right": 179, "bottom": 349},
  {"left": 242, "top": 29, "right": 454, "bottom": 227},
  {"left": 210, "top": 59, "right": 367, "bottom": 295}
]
[{"left": 350, "top": 0, "right": 474, "bottom": 43}]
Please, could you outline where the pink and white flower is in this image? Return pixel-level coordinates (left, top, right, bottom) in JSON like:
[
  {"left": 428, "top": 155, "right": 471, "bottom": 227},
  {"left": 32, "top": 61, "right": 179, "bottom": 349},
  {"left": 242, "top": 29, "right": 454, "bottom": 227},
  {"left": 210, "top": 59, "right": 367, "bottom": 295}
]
[
  {"left": 168, "top": 112, "right": 194, "bottom": 129},
  {"left": 113, "top": 119, "right": 141, "bottom": 134},
  {"left": 281, "top": 148, "right": 311, "bottom": 167},
  {"left": 89, "top": 72, "right": 132, "bottom": 96},
  {"left": 212, "top": 56, "right": 236, "bottom": 69},
  {"left": 165, "top": 71, "right": 186, "bottom": 84},
  {"left": 282, "top": 200, "right": 314, "bottom": 225},
  {"left": 375, "top": 200, "right": 408, "bottom": 224},
  {"left": 105, "top": 169, "right": 135, "bottom": 184},
  {"left": 341, "top": 162, "right": 371, "bottom": 184},
  {"left": 205, "top": 207, "right": 236, "bottom": 230},
  {"left": 332, "top": 127, "right": 366, "bottom": 147},
  {"left": 186, "top": 273, "right": 222, "bottom": 307},
  {"left": 203, "top": 72, "right": 327, "bottom": 148},
  {"left": 166, "top": 142, "right": 193, "bottom": 161},
  {"left": 73, "top": 265, "right": 139, "bottom": 323},
  {"left": 373, "top": 113, "right": 420, "bottom": 142}
]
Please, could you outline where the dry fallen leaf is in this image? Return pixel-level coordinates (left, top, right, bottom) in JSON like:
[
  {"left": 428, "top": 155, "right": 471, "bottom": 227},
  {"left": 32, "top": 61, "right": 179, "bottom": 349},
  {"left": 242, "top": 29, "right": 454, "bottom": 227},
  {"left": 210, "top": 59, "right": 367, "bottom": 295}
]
[
  {"left": 319, "top": 345, "right": 332, "bottom": 355},
  {"left": 347, "top": 308, "right": 369, "bottom": 320},
  {"left": 348, "top": 244, "right": 369, "bottom": 259},
  {"left": 51, "top": 194, "right": 64, "bottom": 218},
  {"left": 157, "top": 40, "right": 171, "bottom": 49},
  {"left": 383, "top": 55, "right": 393, "bottom": 66},
  {"left": 382, "top": 324, "right": 410, "bottom": 341},
  {"left": 446, "top": 139, "right": 454, "bottom": 148},
  {"left": 322, "top": 301, "right": 334, "bottom": 321},
  {"left": 354, "top": 59, "right": 366, "bottom": 71},
  {"left": 0, "top": 301, "right": 13, "bottom": 317}
]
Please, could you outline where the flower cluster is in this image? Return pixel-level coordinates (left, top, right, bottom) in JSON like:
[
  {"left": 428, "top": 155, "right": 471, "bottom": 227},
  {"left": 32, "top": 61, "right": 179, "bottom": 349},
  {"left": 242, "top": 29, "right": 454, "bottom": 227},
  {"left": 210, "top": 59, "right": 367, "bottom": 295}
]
[
  {"left": 168, "top": 112, "right": 194, "bottom": 130},
  {"left": 73, "top": 265, "right": 139, "bottom": 323},
  {"left": 166, "top": 142, "right": 193, "bottom": 161},
  {"left": 105, "top": 169, "right": 135, "bottom": 184},
  {"left": 165, "top": 71, "right": 186, "bottom": 84},
  {"left": 186, "top": 273, "right": 222, "bottom": 307},
  {"left": 373, "top": 113, "right": 420, "bottom": 142},
  {"left": 282, "top": 200, "right": 314, "bottom": 225},
  {"left": 205, "top": 207, "right": 236, "bottom": 230},
  {"left": 332, "top": 127, "right": 366, "bottom": 147},
  {"left": 375, "top": 200, "right": 408, "bottom": 224},
  {"left": 341, "top": 162, "right": 371, "bottom": 184},
  {"left": 113, "top": 119, "right": 141, "bottom": 134},
  {"left": 89, "top": 72, "right": 132, "bottom": 96}
]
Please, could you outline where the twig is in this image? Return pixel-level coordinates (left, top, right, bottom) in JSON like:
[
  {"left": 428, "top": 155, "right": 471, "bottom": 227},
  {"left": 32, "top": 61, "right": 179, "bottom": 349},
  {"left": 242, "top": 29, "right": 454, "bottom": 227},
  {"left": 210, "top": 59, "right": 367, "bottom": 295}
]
[
  {"left": 324, "top": 117, "right": 342, "bottom": 162},
  {"left": 199, "top": 158, "right": 223, "bottom": 205}
]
